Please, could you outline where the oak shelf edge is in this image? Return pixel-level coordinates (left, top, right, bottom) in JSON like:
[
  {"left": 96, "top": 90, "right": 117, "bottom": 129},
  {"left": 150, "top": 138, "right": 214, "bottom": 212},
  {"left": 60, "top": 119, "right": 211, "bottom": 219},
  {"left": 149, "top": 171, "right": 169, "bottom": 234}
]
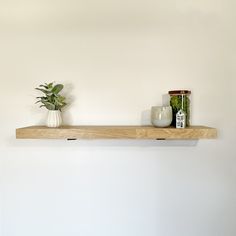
[{"left": 16, "top": 125, "right": 217, "bottom": 140}]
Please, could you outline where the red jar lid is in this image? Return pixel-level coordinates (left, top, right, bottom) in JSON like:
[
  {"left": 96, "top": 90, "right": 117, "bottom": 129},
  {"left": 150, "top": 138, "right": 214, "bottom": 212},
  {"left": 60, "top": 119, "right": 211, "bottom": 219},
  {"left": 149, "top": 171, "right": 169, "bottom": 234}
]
[{"left": 168, "top": 90, "right": 191, "bottom": 95}]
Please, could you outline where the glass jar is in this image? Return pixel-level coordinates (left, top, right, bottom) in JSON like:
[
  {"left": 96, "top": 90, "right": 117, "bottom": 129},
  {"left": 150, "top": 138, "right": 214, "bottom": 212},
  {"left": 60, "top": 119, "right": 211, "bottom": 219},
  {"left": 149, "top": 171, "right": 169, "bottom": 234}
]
[{"left": 168, "top": 90, "right": 191, "bottom": 127}]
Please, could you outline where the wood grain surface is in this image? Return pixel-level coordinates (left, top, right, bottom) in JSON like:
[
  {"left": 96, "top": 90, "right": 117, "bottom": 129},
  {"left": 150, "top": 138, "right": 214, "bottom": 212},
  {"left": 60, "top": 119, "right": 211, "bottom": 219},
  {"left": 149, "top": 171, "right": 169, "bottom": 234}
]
[{"left": 16, "top": 126, "right": 217, "bottom": 140}]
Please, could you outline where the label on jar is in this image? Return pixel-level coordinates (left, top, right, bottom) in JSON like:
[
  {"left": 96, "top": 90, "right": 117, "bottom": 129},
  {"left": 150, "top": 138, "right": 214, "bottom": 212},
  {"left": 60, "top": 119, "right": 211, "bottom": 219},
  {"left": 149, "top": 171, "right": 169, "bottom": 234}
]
[{"left": 176, "top": 109, "right": 186, "bottom": 129}]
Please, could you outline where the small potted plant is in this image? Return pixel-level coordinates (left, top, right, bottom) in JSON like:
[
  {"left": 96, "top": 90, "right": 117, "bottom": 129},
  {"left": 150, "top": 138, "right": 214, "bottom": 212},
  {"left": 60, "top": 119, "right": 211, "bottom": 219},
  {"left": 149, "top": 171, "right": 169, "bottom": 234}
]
[{"left": 36, "top": 82, "right": 67, "bottom": 127}]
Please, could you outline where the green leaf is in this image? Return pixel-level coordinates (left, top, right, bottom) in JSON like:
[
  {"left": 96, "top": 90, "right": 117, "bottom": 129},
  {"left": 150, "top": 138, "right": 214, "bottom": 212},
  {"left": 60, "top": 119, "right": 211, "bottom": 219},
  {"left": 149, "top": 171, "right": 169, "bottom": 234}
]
[
  {"left": 51, "top": 84, "right": 63, "bottom": 94},
  {"left": 35, "top": 88, "right": 51, "bottom": 94},
  {"left": 39, "top": 84, "right": 48, "bottom": 89},
  {"left": 42, "top": 101, "right": 56, "bottom": 110},
  {"left": 47, "top": 82, "right": 54, "bottom": 89}
]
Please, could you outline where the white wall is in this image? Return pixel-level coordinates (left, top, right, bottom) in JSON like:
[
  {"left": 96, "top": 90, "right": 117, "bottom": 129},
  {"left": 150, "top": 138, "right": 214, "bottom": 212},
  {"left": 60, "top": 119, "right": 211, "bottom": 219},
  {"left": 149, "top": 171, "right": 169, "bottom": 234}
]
[{"left": 0, "top": 0, "right": 236, "bottom": 235}]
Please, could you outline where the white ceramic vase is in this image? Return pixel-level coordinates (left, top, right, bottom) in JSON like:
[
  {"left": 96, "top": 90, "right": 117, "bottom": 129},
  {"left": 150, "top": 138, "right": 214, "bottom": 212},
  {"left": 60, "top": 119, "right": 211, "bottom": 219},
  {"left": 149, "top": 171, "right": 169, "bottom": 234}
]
[
  {"left": 47, "top": 110, "right": 62, "bottom": 128},
  {"left": 151, "top": 106, "right": 173, "bottom": 128}
]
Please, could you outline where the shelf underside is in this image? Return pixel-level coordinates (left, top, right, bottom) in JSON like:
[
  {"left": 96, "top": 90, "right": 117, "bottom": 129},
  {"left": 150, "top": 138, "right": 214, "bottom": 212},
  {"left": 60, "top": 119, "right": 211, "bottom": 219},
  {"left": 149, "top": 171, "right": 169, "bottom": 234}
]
[{"left": 16, "top": 125, "right": 217, "bottom": 140}]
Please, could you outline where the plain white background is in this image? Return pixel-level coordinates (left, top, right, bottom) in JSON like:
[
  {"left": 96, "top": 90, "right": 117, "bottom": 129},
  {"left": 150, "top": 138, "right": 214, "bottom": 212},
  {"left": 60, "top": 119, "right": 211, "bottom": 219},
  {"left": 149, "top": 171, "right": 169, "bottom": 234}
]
[{"left": 0, "top": 0, "right": 235, "bottom": 235}]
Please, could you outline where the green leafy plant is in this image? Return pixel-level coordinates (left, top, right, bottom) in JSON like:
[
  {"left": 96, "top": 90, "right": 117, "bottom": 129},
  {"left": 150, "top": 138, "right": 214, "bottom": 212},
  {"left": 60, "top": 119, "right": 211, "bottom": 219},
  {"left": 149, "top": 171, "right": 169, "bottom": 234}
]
[
  {"left": 35, "top": 82, "right": 67, "bottom": 111},
  {"left": 170, "top": 95, "right": 190, "bottom": 126}
]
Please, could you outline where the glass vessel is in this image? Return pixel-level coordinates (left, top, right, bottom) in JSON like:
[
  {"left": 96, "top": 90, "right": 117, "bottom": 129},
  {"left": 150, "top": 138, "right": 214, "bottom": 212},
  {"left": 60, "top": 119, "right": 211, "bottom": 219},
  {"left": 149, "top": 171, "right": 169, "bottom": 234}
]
[
  {"left": 169, "top": 90, "right": 191, "bottom": 127},
  {"left": 151, "top": 106, "right": 173, "bottom": 128}
]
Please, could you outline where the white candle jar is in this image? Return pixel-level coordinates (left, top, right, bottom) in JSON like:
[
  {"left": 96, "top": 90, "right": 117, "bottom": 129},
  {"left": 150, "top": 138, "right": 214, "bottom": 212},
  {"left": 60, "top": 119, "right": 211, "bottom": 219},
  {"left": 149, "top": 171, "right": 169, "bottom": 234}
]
[{"left": 151, "top": 106, "right": 173, "bottom": 128}]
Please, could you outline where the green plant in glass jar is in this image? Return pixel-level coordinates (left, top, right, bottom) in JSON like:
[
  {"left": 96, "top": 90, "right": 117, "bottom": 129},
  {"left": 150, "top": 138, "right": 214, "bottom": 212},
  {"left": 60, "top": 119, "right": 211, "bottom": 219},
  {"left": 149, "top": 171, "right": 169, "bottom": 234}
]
[{"left": 169, "top": 90, "right": 191, "bottom": 127}]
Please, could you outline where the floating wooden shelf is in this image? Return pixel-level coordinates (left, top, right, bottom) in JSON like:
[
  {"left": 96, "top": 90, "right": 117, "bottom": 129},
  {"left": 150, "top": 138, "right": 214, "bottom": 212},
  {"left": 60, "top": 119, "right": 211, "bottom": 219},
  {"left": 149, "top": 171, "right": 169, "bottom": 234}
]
[{"left": 16, "top": 125, "right": 217, "bottom": 140}]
